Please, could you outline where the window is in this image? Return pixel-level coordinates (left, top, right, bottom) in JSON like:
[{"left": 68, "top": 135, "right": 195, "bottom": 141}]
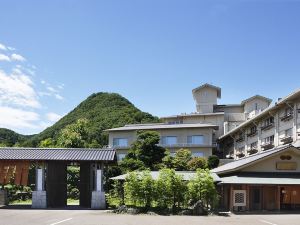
[
  {"left": 264, "top": 135, "right": 274, "bottom": 144},
  {"left": 117, "top": 153, "right": 126, "bottom": 161},
  {"left": 238, "top": 146, "right": 245, "bottom": 152},
  {"left": 263, "top": 117, "right": 274, "bottom": 127},
  {"left": 113, "top": 138, "right": 128, "bottom": 147},
  {"left": 192, "top": 152, "right": 204, "bottom": 157},
  {"left": 168, "top": 120, "right": 183, "bottom": 125},
  {"left": 161, "top": 136, "right": 177, "bottom": 145},
  {"left": 285, "top": 107, "right": 293, "bottom": 116},
  {"left": 255, "top": 103, "right": 258, "bottom": 111},
  {"left": 285, "top": 128, "right": 293, "bottom": 137},
  {"left": 187, "top": 135, "right": 204, "bottom": 145},
  {"left": 250, "top": 126, "right": 257, "bottom": 134}
]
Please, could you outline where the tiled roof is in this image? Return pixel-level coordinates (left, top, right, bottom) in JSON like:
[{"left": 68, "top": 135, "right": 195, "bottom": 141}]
[
  {"left": 192, "top": 83, "right": 221, "bottom": 98},
  {"left": 106, "top": 123, "right": 219, "bottom": 131},
  {"left": 0, "top": 147, "right": 116, "bottom": 161},
  {"left": 212, "top": 144, "right": 297, "bottom": 175}
]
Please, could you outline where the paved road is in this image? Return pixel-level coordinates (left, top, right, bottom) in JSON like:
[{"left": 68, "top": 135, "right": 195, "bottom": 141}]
[{"left": 0, "top": 207, "right": 300, "bottom": 225}]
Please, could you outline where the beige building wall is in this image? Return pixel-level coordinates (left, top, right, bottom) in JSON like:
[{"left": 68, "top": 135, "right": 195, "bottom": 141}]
[
  {"left": 242, "top": 148, "right": 300, "bottom": 173},
  {"left": 108, "top": 127, "right": 215, "bottom": 160},
  {"left": 193, "top": 86, "right": 218, "bottom": 113},
  {"left": 228, "top": 98, "right": 300, "bottom": 160}
]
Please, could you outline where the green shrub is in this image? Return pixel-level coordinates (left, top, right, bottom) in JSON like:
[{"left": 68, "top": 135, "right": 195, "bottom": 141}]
[
  {"left": 156, "top": 169, "right": 187, "bottom": 212},
  {"left": 187, "top": 157, "right": 207, "bottom": 170},
  {"left": 207, "top": 155, "right": 220, "bottom": 169},
  {"left": 187, "top": 169, "right": 219, "bottom": 211}
]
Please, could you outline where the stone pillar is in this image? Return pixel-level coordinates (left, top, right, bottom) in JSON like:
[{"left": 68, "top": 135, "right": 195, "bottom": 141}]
[
  {"left": 0, "top": 189, "right": 8, "bottom": 206},
  {"left": 91, "top": 167, "right": 106, "bottom": 209},
  {"left": 32, "top": 167, "right": 47, "bottom": 209}
]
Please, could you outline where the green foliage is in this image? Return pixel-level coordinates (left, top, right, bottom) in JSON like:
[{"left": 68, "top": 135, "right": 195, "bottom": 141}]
[
  {"left": 67, "top": 166, "right": 80, "bottom": 199},
  {"left": 120, "top": 131, "right": 166, "bottom": 172},
  {"left": 39, "top": 138, "right": 55, "bottom": 148},
  {"left": 187, "top": 157, "right": 207, "bottom": 171},
  {"left": 187, "top": 169, "right": 219, "bottom": 211},
  {"left": 156, "top": 169, "right": 186, "bottom": 211},
  {"left": 108, "top": 168, "right": 219, "bottom": 213},
  {"left": 57, "top": 118, "right": 89, "bottom": 148},
  {"left": 207, "top": 155, "right": 220, "bottom": 169},
  {"left": 106, "top": 180, "right": 124, "bottom": 207},
  {"left": 0, "top": 128, "right": 31, "bottom": 147},
  {"left": 172, "top": 149, "right": 192, "bottom": 171},
  {"left": 124, "top": 171, "right": 156, "bottom": 208},
  {"left": 104, "top": 166, "right": 122, "bottom": 192}
]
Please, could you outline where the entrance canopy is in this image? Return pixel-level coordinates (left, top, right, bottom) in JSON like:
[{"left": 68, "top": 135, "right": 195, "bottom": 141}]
[{"left": 0, "top": 147, "right": 116, "bottom": 161}]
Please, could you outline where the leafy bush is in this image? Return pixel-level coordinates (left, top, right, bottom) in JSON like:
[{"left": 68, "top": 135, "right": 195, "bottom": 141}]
[
  {"left": 187, "top": 157, "right": 207, "bottom": 170},
  {"left": 124, "top": 171, "right": 155, "bottom": 208},
  {"left": 108, "top": 168, "right": 219, "bottom": 214},
  {"left": 156, "top": 169, "right": 186, "bottom": 212},
  {"left": 207, "top": 155, "right": 220, "bottom": 169},
  {"left": 187, "top": 169, "right": 219, "bottom": 211}
]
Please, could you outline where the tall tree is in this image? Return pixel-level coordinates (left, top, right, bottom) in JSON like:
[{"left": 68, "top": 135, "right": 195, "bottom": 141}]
[
  {"left": 120, "top": 131, "right": 166, "bottom": 171},
  {"left": 57, "top": 118, "right": 89, "bottom": 148}
]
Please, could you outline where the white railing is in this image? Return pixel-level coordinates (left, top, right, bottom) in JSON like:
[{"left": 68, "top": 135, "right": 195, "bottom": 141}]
[{"left": 159, "top": 143, "right": 216, "bottom": 148}]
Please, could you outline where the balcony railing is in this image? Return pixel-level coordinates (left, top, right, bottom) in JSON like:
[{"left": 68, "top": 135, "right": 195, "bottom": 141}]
[
  {"left": 247, "top": 147, "right": 258, "bottom": 155},
  {"left": 235, "top": 137, "right": 244, "bottom": 143},
  {"left": 236, "top": 151, "right": 245, "bottom": 158},
  {"left": 280, "top": 135, "right": 293, "bottom": 144},
  {"left": 159, "top": 143, "right": 216, "bottom": 148},
  {"left": 247, "top": 130, "right": 257, "bottom": 137},
  {"left": 261, "top": 142, "right": 274, "bottom": 150},
  {"left": 280, "top": 113, "right": 293, "bottom": 122},
  {"left": 261, "top": 123, "right": 274, "bottom": 131}
]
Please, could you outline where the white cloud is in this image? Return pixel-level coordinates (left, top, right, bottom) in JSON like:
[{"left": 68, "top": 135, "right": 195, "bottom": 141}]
[
  {"left": 54, "top": 94, "right": 64, "bottom": 100},
  {"left": 11, "top": 53, "right": 26, "bottom": 62},
  {"left": 0, "top": 43, "right": 7, "bottom": 51},
  {"left": 47, "top": 86, "right": 58, "bottom": 93},
  {"left": 46, "top": 112, "right": 62, "bottom": 122},
  {"left": 0, "top": 106, "right": 40, "bottom": 129},
  {"left": 7, "top": 46, "right": 16, "bottom": 51},
  {"left": 0, "top": 54, "right": 10, "bottom": 61},
  {"left": 0, "top": 70, "right": 40, "bottom": 108}
]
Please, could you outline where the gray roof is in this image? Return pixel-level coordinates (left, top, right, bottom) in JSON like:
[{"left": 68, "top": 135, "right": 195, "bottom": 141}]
[
  {"left": 0, "top": 147, "right": 116, "bottom": 161},
  {"left": 220, "top": 176, "right": 300, "bottom": 185},
  {"left": 106, "top": 123, "right": 219, "bottom": 132},
  {"left": 192, "top": 83, "right": 221, "bottom": 98},
  {"left": 111, "top": 171, "right": 221, "bottom": 182},
  {"left": 241, "top": 95, "right": 272, "bottom": 105},
  {"left": 212, "top": 144, "right": 296, "bottom": 175},
  {"left": 161, "top": 112, "right": 224, "bottom": 119},
  {"left": 219, "top": 88, "right": 300, "bottom": 140}
]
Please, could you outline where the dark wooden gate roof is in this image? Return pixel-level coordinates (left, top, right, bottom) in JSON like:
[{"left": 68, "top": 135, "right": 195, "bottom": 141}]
[{"left": 0, "top": 147, "right": 116, "bottom": 161}]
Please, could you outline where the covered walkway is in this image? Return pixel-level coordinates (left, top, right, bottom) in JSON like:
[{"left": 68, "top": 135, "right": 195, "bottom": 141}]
[{"left": 0, "top": 147, "right": 116, "bottom": 209}]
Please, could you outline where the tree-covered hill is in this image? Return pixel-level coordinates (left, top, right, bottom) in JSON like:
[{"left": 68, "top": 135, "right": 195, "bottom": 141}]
[
  {"left": 0, "top": 92, "right": 160, "bottom": 147},
  {"left": 0, "top": 128, "right": 32, "bottom": 147}
]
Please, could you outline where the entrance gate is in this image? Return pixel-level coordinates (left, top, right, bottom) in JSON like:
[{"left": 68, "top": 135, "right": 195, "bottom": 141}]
[{"left": 0, "top": 148, "right": 116, "bottom": 209}]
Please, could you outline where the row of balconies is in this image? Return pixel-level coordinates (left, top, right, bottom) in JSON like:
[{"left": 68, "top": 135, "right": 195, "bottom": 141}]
[
  {"left": 234, "top": 134, "right": 295, "bottom": 158},
  {"left": 110, "top": 142, "right": 218, "bottom": 149}
]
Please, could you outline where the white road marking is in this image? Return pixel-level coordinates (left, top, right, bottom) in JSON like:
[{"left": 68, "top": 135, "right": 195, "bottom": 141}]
[
  {"left": 259, "top": 220, "right": 278, "bottom": 225},
  {"left": 49, "top": 218, "right": 73, "bottom": 225}
]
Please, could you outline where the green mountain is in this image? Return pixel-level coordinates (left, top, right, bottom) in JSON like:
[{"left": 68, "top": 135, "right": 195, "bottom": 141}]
[
  {"left": 0, "top": 128, "right": 32, "bottom": 147},
  {"left": 0, "top": 92, "right": 160, "bottom": 147}
]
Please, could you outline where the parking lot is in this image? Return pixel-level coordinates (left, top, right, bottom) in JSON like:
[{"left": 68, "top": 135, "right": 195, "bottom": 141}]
[{"left": 1, "top": 206, "right": 300, "bottom": 225}]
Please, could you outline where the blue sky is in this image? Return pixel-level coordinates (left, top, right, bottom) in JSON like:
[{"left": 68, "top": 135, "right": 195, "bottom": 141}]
[{"left": 0, "top": 0, "right": 300, "bottom": 134}]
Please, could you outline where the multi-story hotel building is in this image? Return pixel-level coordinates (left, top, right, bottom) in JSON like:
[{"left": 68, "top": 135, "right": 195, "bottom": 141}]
[
  {"left": 108, "top": 83, "right": 300, "bottom": 212},
  {"left": 107, "top": 83, "right": 274, "bottom": 161}
]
